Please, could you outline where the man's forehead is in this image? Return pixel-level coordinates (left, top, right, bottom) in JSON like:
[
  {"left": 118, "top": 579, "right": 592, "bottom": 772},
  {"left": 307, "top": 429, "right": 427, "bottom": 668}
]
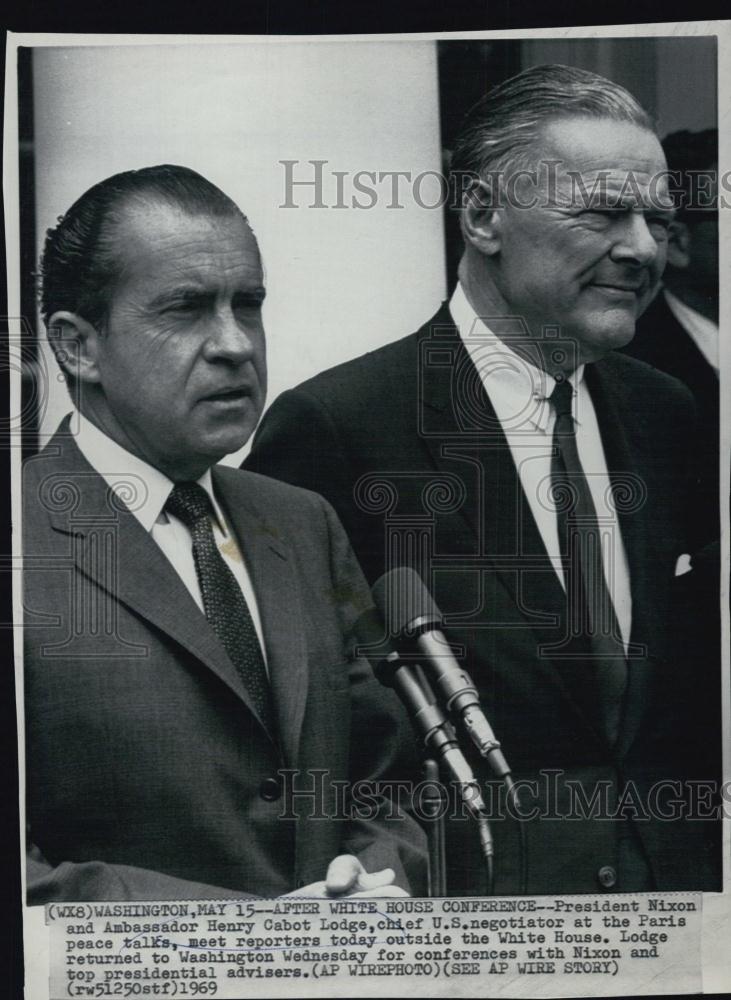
[
  {"left": 521, "top": 116, "right": 671, "bottom": 209},
  {"left": 112, "top": 199, "right": 261, "bottom": 283},
  {"left": 537, "top": 115, "right": 665, "bottom": 167},
  {"left": 549, "top": 166, "right": 673, "bottom": 211},
  {"left": 116, "top": 196, "right": 253, "bottom": 246}
]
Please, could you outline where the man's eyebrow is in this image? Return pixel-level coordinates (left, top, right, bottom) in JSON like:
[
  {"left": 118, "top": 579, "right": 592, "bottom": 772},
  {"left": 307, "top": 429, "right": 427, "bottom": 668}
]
[
  {"left": 615, "top": 195, "right": 675, "bottom": 212},
  {"left": 566, "top": 188, "right": 675, "bottom": 212},
  {"left": 147, "top": 285, "right": 267, "bottom": 308},
  {"left": 148, "top": 285, "right": 208, "bottom": 308}
]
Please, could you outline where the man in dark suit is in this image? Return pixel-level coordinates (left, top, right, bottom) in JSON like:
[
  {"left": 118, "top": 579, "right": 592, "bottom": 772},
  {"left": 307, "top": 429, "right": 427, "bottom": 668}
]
[
  {"left": 248, "top": 65, "right": 721, "bottom": 895},
  {"left": 24, "top": 165, "right": 426, "bottom": 902},
  {"left": 622, "top": 129, "right": 719, "bottom": 548}
]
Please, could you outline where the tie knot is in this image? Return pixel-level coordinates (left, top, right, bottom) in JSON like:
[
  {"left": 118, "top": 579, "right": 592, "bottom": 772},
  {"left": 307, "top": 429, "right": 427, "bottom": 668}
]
[
  {"left": 550, "top": 378, "right": 574, "bottom": 420},
  {"left": 166, "top": 482, "right": 213, "bottom": 528}
]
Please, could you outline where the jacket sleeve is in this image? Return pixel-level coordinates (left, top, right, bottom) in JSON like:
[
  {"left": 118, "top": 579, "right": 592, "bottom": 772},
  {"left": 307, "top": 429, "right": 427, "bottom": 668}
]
[{"left": 26, "top": 841, "right": 256, "bottom": 904}]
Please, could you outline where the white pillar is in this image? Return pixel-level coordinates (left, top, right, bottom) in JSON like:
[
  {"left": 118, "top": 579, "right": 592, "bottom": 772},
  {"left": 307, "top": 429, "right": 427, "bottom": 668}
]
[{"left": 32, "top": 40, "right": 447, "bottom": 461}]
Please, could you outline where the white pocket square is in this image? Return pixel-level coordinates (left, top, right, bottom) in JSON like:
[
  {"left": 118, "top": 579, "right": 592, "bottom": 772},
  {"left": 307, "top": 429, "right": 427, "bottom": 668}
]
[{"left": 674, "top": 553, "right": 692, "bottom": 577}]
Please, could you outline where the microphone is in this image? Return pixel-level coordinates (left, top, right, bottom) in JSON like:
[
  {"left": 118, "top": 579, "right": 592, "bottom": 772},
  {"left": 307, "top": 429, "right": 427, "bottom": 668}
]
[
  {"left": 349, "top": 607, "right": 492, "bottom": 832},
  {"left": 372, "top": 567, "right": 512, "bottom": 783}
]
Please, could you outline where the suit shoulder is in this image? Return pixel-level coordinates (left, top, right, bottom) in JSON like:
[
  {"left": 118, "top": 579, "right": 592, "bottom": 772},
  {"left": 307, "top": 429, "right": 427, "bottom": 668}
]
[
  {"left": 22, "top": 432, "right": 86, "bottom": 514},
  {"left": 214, "top": 467, "right": 351, "bottom": 560},
  {"left": 288, "top": 330, "right": 420, "bottom": 403},
  {"left": 214, "top": 465, "right": 329, "bottom": 517},
  {"left": 261, "top": 305, "right": 451, "bottom": 424}
]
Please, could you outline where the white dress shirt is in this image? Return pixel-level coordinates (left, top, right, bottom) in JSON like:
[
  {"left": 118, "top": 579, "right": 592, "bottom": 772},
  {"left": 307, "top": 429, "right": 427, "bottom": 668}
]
[
  {"left": 449, "top": 283, "right": 633, "bottom": 649},
  {"left": 73, "top": 410, "right": 268, "bottom": 661},
  {"left": 663, "top": 288, "right": 719, "bottom": 374}
]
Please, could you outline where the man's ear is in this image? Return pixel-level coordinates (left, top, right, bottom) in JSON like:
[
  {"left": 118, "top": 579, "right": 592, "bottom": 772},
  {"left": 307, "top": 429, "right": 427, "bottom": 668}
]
[
  {"left": 46, "top": 311, "right": 103, "bottom": 383},
  {"left": 460, "top": 179, "right": 502, "bottom": 256},
  {"left": 666, "top": 219, "right": 691, "bottom": 270}
]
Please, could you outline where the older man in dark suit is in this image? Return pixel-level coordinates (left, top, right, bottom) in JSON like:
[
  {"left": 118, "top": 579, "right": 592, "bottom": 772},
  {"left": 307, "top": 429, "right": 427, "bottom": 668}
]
[
  {"left": 24, "top": 165, "right": 426, "bottom": 902},
  {"left": 248, "top": 65, "right": 721, "bottom": 895}
]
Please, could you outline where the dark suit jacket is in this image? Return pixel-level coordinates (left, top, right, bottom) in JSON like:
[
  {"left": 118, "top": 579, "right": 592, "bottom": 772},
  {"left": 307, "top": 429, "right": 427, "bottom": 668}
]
[
  {"left": 621, "top": 290, "right": 720, "bottom": 549},
  {"left": 24, "top": 423, "right": 426, "bottom": 902},
  {"left": 247, "top": 304, "right": 721, "bottom": 895}
]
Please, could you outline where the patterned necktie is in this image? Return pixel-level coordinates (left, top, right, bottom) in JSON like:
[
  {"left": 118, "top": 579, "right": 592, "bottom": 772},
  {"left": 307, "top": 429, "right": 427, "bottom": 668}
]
[
  {"left": 550, "top": 378, "right": 628, "bottom": 745},
  {"left": 166, "top": 482, "right": 275, "bottom": 735}
]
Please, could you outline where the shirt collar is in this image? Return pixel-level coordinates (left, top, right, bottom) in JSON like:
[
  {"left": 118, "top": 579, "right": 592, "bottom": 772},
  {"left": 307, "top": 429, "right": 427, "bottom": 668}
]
[
  {"left": 449, "top": 282, "right": 585, "bottom": 431},
  {"left": 73, "top": 410, "right": 227, "bottom": 534}
]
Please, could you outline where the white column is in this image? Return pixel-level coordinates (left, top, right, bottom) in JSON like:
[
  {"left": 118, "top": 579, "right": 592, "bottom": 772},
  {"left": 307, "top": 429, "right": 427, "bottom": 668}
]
[{"left": 32, "top": 40, "right": 447, "bottom": 460}]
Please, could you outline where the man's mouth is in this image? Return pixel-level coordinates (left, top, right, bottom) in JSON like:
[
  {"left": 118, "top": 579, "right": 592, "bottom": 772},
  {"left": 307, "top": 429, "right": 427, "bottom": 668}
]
[
  {"left": 202, "top": 386, "right": 251, "bottom": 404},
  {"left": 591, "top": 281, "right": 645, "bottom": 296}
]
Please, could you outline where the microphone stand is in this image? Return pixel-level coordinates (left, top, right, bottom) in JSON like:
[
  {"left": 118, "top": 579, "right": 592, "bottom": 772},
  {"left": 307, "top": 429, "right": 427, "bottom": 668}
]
[
  {"left": 421, "top": 758, "right": 446, "bottom": 898},
  {"left": 375, "top": 654, "right": 494, "bottom": 896},
  {"left": 372, "top": 568, "right": 522, "bottom": 893}
]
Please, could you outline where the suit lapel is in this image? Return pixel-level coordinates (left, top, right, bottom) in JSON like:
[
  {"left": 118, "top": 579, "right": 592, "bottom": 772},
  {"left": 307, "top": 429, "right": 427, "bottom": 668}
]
[
  {"left": 416, "top": 310, "right": 597, "bottom": 718},
  {"left": 585, "top": 361, "right": 656, "bottom": 758},
  {"left": 584, "top": 362, "right": 650, "bottom": 626},
  {"left": 415, "top": 310, "right": 660, "bottom": 754},
  {"left": 213, "top": 469, "right": 308, "bottom": 769},
  {"left": 42, "top": 433, "right": 279, "bottom": 744}
]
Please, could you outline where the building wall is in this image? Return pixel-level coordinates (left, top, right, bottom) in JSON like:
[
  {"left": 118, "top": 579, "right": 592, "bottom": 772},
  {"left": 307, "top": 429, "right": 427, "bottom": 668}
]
[
  {"left": 31, "top": 40, "right": 447, "bottom": 461},
  {"left": 520, "top": 35, "right": 717, "bottom": 136},
  {"left": 29, "top": 35, "right": 718, "bottom": 459}
]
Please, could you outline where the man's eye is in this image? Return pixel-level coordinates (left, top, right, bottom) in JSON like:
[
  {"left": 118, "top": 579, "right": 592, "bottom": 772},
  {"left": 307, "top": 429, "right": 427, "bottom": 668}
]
[
  {"left": 164, "top": 300, "right": 201, "bottom": 314},
  {"left": 647, "top": 216, "right": 672, "bottom": 231},
  {"left": 579, "top": 205, "right": 618, "bottom": 216},
  {"left": 578, "top": 208, "right": 616, "bottom": 225}
]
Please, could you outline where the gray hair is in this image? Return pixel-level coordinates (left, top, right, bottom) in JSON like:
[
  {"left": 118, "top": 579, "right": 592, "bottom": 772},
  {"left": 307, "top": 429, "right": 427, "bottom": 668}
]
[{"left": 450, "top": 63, "right": 655, "bottom": 196}]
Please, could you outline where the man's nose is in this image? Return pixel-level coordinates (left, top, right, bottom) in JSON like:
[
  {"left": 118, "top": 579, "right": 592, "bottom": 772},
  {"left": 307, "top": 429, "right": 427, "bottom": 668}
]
[
  {"left": 204, "top": 308, "right": 258, "bottom": 362},
  {"left": 610, "top": 212, "right": 659, "bottom": 267}
]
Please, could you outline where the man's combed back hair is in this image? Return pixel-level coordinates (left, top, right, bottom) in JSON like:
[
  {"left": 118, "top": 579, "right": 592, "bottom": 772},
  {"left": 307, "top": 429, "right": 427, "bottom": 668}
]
[
  {"left": 450, "top": 63, "right": 654, "bottom": 187},
  {"left": 40, "top": 164, "right": 243, "bottom": 328}
]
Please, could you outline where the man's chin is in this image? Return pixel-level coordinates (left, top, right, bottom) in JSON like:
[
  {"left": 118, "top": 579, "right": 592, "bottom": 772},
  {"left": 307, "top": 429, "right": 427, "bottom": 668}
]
[
  {"left": 607, "top": 323, "right": 637, "bottom": 349},
  {"left": 205, "top": 413, "right": 259, "bottom": 452},
  {"left": 207, "top": 431, "right": 255, "bottom": 462},
  {"left": 181, "top": 427, "right": 256, "bottom": 475},
  {"left": 575, "top": 322, "right": 637, "bottom": 363}
]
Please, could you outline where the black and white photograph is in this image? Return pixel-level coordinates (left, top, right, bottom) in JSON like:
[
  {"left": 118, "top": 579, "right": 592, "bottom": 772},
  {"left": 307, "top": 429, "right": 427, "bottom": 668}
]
[{"left": 5, "top": 21, "right": 729, "bottom": 998}]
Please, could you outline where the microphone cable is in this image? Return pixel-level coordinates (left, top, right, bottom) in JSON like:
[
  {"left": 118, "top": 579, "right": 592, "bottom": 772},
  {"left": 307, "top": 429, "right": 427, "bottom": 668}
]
[{"left": 504, "top": 773, "right": 527, "bottom": 896}]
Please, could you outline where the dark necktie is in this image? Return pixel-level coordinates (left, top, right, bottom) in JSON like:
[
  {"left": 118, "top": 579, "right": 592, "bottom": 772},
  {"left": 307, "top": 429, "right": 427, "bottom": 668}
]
[
  {"left": 550, "top": 378, "right": 628, "bottom": 745},
  {"left": 165, "top": 482, "right": 275, "bottom": 735}
]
